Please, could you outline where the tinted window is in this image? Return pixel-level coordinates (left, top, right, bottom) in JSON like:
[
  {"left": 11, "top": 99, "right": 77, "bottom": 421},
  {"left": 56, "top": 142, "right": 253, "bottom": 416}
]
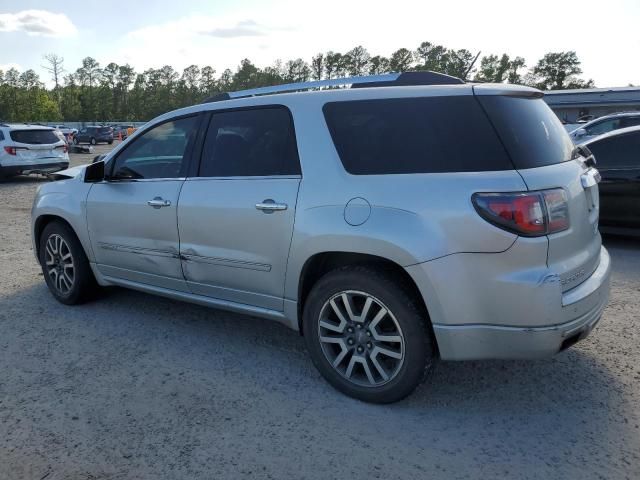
[
  {"left": 586, "top": 119, "right": 620, "bottom": 136},
  {"left": 10, "top": 129, "right": 60, "bottom": 145},
  {"left": 619, "top": 117, "right": 640, "bottom": 128},
  {"left": 588, "top": 132, "right": 640, "bottom": 168},
  {"left": 323, "top": 96, "right": 511, "bottom": 174},
  {"left": 98, "top": 127, "right": 112, "bottom": 134},
  {"left": 200, "top": 107, "right": 300, "bottom": 177},
  {"left": 111, "top": 116, "right": 198, "bottom": 179},
  {"left": 0, "top": 131, "right": 4, "bottom": 141},
  {"left": 477, "top": 96, "right": 574, "bottom": 169}
]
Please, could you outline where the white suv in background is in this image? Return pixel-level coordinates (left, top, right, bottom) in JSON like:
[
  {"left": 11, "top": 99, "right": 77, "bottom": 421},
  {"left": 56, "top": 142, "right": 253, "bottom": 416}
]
[{"left": 0, "top": 124, "right": 69, "bottom": 178}]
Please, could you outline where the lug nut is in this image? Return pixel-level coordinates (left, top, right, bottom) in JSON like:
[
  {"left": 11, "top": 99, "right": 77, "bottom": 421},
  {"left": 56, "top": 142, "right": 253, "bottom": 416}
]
[
  {"left": 357, "top": 324, "right": 362, "bottom": 329},
  {"left": 357, "top": 346, "right": 364, "bottom": 353},
  {"left": 367, "top": 342, "right": 372, "bottom": 349},
  {"left": 366, "top": 330, "right": 371, "bottom": 337},
  {"left": 348, "top": 338, "right": 354, "bottom": 345},
  {"left": 347, "top": 327, "right": 354, "bottom": 333}
]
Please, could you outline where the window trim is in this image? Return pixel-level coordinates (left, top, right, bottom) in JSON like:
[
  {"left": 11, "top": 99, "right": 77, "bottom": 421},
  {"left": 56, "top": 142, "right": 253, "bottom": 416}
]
[
  {"left": 195, "top": 104, "right": 302, "bottom": 179},
  {"left": 107, "top": 112, "right": 204, "bottom": 181}
]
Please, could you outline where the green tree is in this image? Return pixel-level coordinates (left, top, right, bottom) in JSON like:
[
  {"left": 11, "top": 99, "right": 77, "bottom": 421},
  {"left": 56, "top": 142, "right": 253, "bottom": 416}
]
[
  {"left": 345, "top": 46, "right": 371, "bottom": 76},
  {"left": 389, "top": 48, "right": 413, "bottom": 72},
  {"left": 528, "top": 51, "right": 594, "bottom": 90},
  {"left": 368, "top": 56, "right": 390, "bottom": 75}
]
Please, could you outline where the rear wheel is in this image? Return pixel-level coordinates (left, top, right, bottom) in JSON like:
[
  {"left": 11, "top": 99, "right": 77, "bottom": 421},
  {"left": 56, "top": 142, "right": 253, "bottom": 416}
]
[
  {"left": 72, "top": 137, "right": 79, "bottom": 145},
  {"left": 303, "top": 266, "right": 435, "bottom": 403},
  {"left": 39, "top": 221, "right": 97, "bottom": 305}
]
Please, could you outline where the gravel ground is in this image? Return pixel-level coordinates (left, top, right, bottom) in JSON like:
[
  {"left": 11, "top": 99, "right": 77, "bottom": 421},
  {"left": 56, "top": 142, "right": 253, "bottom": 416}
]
[{"left": 1, "top": 145, "right": 639, "bottom": 479}]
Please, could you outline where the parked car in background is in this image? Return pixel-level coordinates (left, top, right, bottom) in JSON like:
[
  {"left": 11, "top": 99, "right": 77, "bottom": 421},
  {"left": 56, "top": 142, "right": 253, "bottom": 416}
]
[
  {"left": 73, "top": 126, "right": 114, "bottom": 145},
  {"left": 31, "top": 73, "right": 611, "bottom": 403},
  {"left": 111, "top": 124, "right": 136, "bottom": 140},
  {"left": 570, "top": 112, "right": 640, "bottom": 143},
  {"left": 50, "top": 125, "right": 78, "bottom": 141},
  {"left": 0, "top": 124, "right": 69, "bottom": 178},
  {"left": 583, "top": 125, "right": 640, "bottom": 235}
]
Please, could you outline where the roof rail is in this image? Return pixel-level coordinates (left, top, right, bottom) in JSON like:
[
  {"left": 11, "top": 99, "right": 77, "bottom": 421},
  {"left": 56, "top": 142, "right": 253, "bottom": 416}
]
[{"left": 201, "top": 71, "right": 463, "bottom": 103}]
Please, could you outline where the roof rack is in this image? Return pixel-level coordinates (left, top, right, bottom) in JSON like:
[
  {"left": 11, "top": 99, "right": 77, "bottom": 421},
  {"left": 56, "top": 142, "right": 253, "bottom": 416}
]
[{"left": 202, "top": 71, "right": 464, "bottom": 103}]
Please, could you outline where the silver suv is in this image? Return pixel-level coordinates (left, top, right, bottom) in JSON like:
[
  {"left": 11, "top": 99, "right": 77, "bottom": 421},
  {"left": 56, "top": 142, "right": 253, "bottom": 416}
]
[{"left": 31, "top": 72, "right": 611, "bottom": 403}]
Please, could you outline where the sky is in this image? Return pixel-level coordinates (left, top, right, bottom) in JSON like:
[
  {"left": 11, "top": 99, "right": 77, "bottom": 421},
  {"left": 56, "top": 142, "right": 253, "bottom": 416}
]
[{"left": 1, "top": 0, "right": 639, "bottom": 88}]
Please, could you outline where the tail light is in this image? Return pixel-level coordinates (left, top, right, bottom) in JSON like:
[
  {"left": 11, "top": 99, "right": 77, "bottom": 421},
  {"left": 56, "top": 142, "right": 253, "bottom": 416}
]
[
  {"left": 56, "top": 144, "right": 68, "bottom": 153},
  {"left": 3, "top": 146, "right": 26, "bottom": 155},
  {"left": 472, "top": 189, "right": 569, "bottom": 237}
]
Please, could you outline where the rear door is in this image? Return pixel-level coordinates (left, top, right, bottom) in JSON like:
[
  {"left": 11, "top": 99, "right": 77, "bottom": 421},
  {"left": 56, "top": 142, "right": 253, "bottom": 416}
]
[
  {"left": 587, "top": 131, "right": 640, "bottom": 229},
  {"left": 177, "top": 106, "right": 301, "bottom": 311},
  {"left": 476, "top": 91, "right": 601, "bottom": 292}
]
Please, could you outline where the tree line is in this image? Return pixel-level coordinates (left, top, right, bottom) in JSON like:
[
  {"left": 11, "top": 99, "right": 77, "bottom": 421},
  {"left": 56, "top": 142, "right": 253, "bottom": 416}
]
[{"left": 0, "top": 42, "right": 595, "bottom": 123}]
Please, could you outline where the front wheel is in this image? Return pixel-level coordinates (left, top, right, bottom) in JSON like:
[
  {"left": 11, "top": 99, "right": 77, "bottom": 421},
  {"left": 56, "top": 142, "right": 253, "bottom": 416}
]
[
  {"left": 303, "top": 266, "right": 435, "bottom": 403},
  {"left": 39, "top": 221, "right": 97, "bottom": 305},
  {"left": 90, "top": 137, "right": 97, "bottom": 145}
]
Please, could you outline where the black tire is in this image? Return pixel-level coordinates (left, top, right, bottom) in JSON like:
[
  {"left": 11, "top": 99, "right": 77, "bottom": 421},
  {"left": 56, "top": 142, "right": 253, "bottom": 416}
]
[
  {"left": 72, "top": 137, "right": 79, "bottom": 145},
  {"left": 39, "top": 221, "right": 97, "bottom": 305},
  {"left": 108, "top": 140, "right": 113, "bottom": 145},
  {"left": 303, "top": 266, "right": 435, "bottom": 403},
  {"left": 90, "top": 137, "right": 97, "bottom": 145}
]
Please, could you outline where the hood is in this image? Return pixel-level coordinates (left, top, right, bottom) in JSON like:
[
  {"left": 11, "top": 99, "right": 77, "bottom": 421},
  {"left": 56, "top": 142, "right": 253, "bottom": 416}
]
[{"left": 47, "top": 164, "right": 87, "bottom": 181}]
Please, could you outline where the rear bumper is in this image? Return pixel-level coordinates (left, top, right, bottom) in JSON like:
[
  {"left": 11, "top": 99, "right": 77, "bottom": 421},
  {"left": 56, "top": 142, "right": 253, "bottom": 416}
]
[
  {"left": 1, "top": 161, "right": 69, "bottom": 176},
  {"left": 407, "top": 244, "right": 611, "bottom": 360}
]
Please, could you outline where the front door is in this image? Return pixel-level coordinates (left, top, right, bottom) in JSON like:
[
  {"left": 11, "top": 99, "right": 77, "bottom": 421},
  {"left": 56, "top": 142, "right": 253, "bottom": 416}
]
[
  {"left": 87, "top": 115, "right": 201, "bottom": 291},
  {"left": 178, "top": 106, "right": 301, "bottom": 311}
]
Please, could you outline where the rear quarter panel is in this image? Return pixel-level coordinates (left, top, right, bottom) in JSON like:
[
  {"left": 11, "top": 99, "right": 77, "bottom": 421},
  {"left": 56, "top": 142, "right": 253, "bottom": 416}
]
[{"left": 282, "top": 94, "right": 529, "bottom": 302}]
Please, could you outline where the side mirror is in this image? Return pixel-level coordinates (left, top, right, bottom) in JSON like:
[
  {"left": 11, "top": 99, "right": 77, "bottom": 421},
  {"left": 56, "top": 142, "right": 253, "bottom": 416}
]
[
  {"left": 84, "top": 160, "right": 105, "bottom": 183},
  {"left": 574, "top": 128, "right": 587, "bottom": 138}
]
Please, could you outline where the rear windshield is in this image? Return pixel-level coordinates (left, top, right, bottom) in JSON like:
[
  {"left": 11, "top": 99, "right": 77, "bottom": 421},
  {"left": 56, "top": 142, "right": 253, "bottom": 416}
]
[
  {"left": 10, "top": 129, "right": 60, "bottom": 145},
  {"left": 476, "top": 96, "right": 573, "bottom": 169},
  {"left": 323, "top": 96, "right": 512, "bottom": 174},
  {"left": 98, "top": 127, "right": 112, "bottom": 133}
]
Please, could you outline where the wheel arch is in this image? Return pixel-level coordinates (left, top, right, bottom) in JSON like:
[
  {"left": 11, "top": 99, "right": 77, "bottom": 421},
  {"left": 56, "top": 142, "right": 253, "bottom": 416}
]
[
  {"left": 296, "top": 251, "right": 433, "bottom": 337},
  {"left": 34, "top": 214, "right": 85, "bottom": 260}
]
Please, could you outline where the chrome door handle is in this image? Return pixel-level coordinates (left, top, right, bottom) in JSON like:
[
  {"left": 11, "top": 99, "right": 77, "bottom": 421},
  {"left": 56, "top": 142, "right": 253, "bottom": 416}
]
[
  {"left": 255, "top": 199, "right": 288, "bottom": 213},
  {"left": 147, "top": 197, "right": 171, "bottom": 208}
]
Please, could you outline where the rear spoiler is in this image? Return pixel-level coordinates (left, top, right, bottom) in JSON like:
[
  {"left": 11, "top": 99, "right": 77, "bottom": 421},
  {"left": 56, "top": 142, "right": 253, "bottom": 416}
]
[{"left": 472, "top": 84, "right": 544, "bottom": 99}]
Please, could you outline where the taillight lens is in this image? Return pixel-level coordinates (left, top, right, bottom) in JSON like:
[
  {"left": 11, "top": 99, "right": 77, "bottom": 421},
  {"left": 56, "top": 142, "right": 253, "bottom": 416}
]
[
  {"left": 472, "top": 189, "right": 569, "bottom": 237},
  {"left": 4, "top": 146, "right": 16, "bottom": 155},
  {"left": 56, "top": 144, "right": 68, "bottom": 153}
]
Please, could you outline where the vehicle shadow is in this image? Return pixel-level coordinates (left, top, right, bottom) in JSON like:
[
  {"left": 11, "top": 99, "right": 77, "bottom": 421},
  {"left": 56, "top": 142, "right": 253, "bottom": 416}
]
[{"left": 0, "top": 174, "right": 50, "bottom": 185}]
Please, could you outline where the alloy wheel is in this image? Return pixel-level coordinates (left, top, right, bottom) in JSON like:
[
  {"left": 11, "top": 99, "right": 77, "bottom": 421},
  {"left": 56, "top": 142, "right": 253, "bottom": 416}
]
[
  {"left": 44, "top": 234, "right": 75, "bottom": 295},
  {"left": 318, "top": 290, "right": 405, "bottom": 387}
]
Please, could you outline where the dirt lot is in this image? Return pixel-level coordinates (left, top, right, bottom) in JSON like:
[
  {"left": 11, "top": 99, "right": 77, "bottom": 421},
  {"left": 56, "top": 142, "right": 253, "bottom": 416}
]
[{"left": 1, "top": 144, "right": 639, "bottom": 479}]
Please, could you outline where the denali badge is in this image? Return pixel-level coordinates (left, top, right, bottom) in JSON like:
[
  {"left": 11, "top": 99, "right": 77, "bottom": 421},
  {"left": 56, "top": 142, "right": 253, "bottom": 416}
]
[{"left": 561, "top": 269, "right": 586, "bottom": 286}]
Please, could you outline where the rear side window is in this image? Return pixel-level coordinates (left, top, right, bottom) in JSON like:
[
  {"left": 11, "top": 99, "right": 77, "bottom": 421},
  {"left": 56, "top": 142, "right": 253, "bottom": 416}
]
[
  {"left": 588, "top": 132, "right": 640, "bottom": 168},
  {"left": 619, "top": 117, "right": 640, "bottom": 128},
  {"left": 323, "top": 96, "right": 512, "bottom": 174},
  {"left": 0, "top": 131, "right": 4, "bottom": 140},
  {"left": 200, "top": 107, "right": 300, "bottom": 177},
  {"left": 10, "top": 129, "right": 60, "bottom": 145},
  {"left": 476, "top": 96, "right": 574, "bottom": 169}
]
